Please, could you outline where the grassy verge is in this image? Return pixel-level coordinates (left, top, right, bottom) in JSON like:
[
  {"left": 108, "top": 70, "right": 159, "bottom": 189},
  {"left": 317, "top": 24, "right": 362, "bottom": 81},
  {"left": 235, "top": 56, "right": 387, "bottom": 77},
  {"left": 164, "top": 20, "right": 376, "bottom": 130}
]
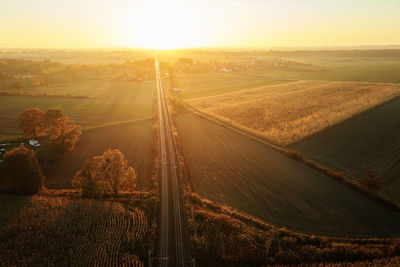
[{"left": 185, "top": 192, "right": 400, "bottom": 266}]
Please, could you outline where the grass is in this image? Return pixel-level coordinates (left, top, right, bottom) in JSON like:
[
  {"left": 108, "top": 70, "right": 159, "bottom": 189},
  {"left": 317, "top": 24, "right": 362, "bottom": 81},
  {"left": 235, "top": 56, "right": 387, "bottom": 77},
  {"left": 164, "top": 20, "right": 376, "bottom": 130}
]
[
  {"left": 186, "top": 192, "right": 400, "bottom": 266},
  {"left": 165, "top": 52, "right": 400, "bottom": 103},
  {"left": 175, "top": 112, "right": 400, "bottom": 237},
  {"left": 187, "top": 80, "right": 400, "bottom": 146},
  {"left": 0, "top": 191, "right": 159, "bottom": 266},
  {"left": 0, "top": 80, "right": 154, "bottom": 141},
  {"left": 172, "top": 72, "right": 289, "bottom": 99}
]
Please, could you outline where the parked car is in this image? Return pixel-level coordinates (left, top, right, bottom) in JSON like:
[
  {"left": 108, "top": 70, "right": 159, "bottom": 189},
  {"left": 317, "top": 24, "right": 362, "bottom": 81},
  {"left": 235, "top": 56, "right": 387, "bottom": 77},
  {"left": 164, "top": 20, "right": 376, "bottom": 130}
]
[
  {"left": 0, "top": 143, "right": 10, "bottom": 149},
  {"left": 29, "top": 139, "right": 40, "bottom": 147}
]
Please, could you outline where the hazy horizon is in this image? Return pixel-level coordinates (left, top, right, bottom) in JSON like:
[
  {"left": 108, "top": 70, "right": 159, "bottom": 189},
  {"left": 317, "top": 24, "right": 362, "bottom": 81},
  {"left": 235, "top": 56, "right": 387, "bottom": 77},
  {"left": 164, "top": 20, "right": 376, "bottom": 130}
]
[{"left": 1, "top": 0, "right": 400, "bottom": 50}]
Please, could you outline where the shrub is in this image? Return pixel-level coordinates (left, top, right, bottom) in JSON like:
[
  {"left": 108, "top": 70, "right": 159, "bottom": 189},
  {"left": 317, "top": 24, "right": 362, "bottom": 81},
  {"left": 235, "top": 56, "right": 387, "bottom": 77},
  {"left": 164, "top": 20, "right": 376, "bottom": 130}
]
[
  {"left": 360, "top": 169, "right": 382, "bottom": 193},
  {"left": 0, "top": 146, "right": 45, "bottom": 194},
  {"left": 11, "top": 80, "right": 23, "bottom": 89},
  {"left": 72, "top": 149, "right": 136, "bottom": 198}
]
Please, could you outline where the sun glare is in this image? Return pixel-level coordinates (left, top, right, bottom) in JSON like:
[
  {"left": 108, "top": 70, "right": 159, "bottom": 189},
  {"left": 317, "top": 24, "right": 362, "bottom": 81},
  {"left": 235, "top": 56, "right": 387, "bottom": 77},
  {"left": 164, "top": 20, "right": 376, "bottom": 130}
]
[{"left": 128, "top": 0, "right": 200, "bottom": 49}]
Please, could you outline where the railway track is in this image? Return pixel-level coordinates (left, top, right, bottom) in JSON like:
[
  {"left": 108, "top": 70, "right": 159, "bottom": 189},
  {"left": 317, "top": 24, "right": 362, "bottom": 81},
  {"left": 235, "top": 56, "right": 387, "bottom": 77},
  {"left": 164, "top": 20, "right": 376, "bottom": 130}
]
[{"left": 156, "top": 56, "right": 188, "bottom": 267}]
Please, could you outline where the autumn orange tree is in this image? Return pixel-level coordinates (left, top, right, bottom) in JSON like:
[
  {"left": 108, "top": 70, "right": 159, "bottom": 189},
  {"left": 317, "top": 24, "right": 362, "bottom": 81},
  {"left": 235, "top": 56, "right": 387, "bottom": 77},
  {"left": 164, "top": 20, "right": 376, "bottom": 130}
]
[
  {"left": 0, "top": 146, "right": 45, "bottom": 194},
  {"left": 19, "top": 108, "right": 81, "bottom": 153},
  {"left": 72, "top": 149, "right": 136, "bottom": 198},
  {"left": 44, "top": 109, "right": 82, "bottom": 152},
  {"left": 20, "top": 108, "right": 46, "bottom": 139}
]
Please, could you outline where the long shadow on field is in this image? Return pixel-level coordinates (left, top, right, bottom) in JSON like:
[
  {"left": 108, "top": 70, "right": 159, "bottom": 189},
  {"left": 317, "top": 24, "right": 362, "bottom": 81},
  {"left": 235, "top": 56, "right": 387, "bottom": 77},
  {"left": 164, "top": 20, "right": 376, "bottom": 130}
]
[
  {"left": 46, "top": 119, "right": 154, "bottom": 190},
  {"left": 175, "top": 112, "right": 400, "bottom": 238},
  {"left": 0, "top": 194, "right": 32, "bottom": 233},
  {"left": 291, "top": 96, "right": 400, "bottom": 198}
]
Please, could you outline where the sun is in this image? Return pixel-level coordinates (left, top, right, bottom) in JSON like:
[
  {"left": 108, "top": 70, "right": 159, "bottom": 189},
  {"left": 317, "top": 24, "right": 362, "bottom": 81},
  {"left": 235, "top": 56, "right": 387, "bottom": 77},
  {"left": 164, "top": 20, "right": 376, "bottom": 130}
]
[{"left": 126, "top": 0, "right": 200, "bottom": 50}]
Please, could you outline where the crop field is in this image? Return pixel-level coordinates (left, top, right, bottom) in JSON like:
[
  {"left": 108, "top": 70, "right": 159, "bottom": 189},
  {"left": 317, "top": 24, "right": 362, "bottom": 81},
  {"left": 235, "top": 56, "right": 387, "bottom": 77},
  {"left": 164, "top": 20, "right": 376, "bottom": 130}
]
[
  {"left": 186, "top": 193, "right": 400, "bottom": 266},
  {"left": 46, "top": 119, "right": 154, "bottom": 190},
  {"left": 166, "top": 52, "right": 400, "bottom": 96},
  {"left": 0, "top": 194, "right": 150, "bottom": 266},
  {"left": 0, "top": 49, "right": 154, "bottom": 65},
  {"left": 186, "top": 80, "right": 400, "bottom": 146},
  {"left": 291, "top": 96, "right": 400, "bottom": 200},
  {"left": 0, "top": 80, "right": 154, "bottom": 141},
  {"left": 175, "top": 113, "right": 400, "bottom": 237},
  {"left": 214, "top": 61, "right": 400, "bottom": 84},
  {"left": 171, "top": 72, "right": 289, "bottom": 99}
]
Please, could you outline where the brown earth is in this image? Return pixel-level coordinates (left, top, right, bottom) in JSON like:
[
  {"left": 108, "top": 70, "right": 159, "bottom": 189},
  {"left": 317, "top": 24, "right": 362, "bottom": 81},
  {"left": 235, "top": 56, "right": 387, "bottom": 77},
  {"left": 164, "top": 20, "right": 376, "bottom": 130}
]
[
  {"left": 175, "top": 112, "right": 400, "bottom": 237},
  {"left": 46, "top": 119, "right": 154, "bottom": 190}
]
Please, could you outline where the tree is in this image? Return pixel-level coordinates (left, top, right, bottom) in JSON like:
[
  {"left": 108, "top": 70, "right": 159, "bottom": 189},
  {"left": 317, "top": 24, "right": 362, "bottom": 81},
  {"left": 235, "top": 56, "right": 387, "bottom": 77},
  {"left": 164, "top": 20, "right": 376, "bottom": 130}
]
[
  {"left": 20, "top": 108, "right": 46, "bottom": 139},
  {"left": 19, "top": 108, "right": 81, "bottom": 153},
  {"left": 32, "top": 77, "right": 41, "bottom": 87},
  {"left": 45, "top": 109, "right": 81, "bottom": 152},
  {"left": 11, "top": 80, "right": 23, "bottom": 89},
  {"left": 0, "top": 146, "right": 45, "bottom": 194},
  {"left": 72, "top": 149, "right": 136, "bottom": 198},
  {"left": 360, "top": 169, "right": 382, "bottom": 193},
  {"left": 71, "top": 159, "right": 113, "bottom": 198}
]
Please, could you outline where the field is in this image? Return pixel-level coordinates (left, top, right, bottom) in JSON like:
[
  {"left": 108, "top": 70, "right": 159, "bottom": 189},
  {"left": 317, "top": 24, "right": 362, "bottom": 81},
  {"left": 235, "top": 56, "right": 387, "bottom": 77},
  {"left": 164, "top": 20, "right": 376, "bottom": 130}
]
[
  {"left": 291, "top": 96, "right": 400, "bottom": 200},
  {"left": 0, "top": 49, "right": 154, "bottom": 65},
  {"left": 175, "top": 113, "right": 400, "bottom": 237},
  {"left": 45, "top": 119, "right": 154, "bottom": 190},
  {"left": 163, "top": 51, "right": 400, "bottom": 111},
  {"left": 0, "top": 192, "right": 158, "bottom": 266},
  {"left": 186, "top": 80, "right": 400, "bottom": 146},
  {"left": 0, "top": 80, "right": 154, "bottom": 141},
  {"left": 171, "top": 72, "right": 290, "bottom": 99},
  {"left": 186, "top": 193, "right": 400, "bottom": 266}
]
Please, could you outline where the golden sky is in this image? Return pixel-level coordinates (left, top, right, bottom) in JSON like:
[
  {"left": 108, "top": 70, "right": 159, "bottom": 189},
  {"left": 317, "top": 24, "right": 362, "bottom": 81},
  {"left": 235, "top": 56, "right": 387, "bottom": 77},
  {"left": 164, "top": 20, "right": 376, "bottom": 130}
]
[{"left": 1, "top": 0, "right": 400, "bottom": 49}]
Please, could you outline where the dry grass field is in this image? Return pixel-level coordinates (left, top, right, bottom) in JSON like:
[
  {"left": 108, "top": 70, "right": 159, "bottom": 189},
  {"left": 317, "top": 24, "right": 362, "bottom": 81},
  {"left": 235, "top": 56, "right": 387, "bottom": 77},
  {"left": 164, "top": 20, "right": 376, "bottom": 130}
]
[
  {"left": 187, "top": 80, "right": 400, "bottom": 146},
  {"left": 0, "top": 192, "right": 158, "bottom": 266},
  {"left": 45, "top": 119, "right": 154, "bottom": 190}
]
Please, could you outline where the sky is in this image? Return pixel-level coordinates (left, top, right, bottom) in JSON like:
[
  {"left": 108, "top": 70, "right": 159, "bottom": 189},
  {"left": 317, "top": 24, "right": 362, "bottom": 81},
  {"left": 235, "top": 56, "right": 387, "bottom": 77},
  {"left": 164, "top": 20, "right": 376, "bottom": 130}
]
[{"left": 1, "top": 0, "right": 400, "bottom": 49}]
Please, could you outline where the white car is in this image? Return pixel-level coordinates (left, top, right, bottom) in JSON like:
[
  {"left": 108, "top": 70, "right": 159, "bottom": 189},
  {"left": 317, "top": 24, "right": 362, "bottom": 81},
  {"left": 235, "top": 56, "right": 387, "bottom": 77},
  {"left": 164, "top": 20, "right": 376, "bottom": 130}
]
[{"left": 29, "top": 139, "right": 40, "bottom": 147}]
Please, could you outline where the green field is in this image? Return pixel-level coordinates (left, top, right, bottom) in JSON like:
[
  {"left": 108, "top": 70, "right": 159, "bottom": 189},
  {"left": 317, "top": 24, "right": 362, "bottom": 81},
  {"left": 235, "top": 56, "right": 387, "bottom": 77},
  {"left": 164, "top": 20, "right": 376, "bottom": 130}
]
[
  {"left": 168, "top": 52, "right": 400, "bottom": 101},
  {"left": 0, "top": 80, "right": 154, "bottom": 141},
  {"left": 171, "top": 72, "right": 290, "bottom": 99},
  {"left": 229, "top": 62, "right": 400, "bottom": 84},
  {"left": 0, "top": 49, "right": 154, "bottom": 65}
]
